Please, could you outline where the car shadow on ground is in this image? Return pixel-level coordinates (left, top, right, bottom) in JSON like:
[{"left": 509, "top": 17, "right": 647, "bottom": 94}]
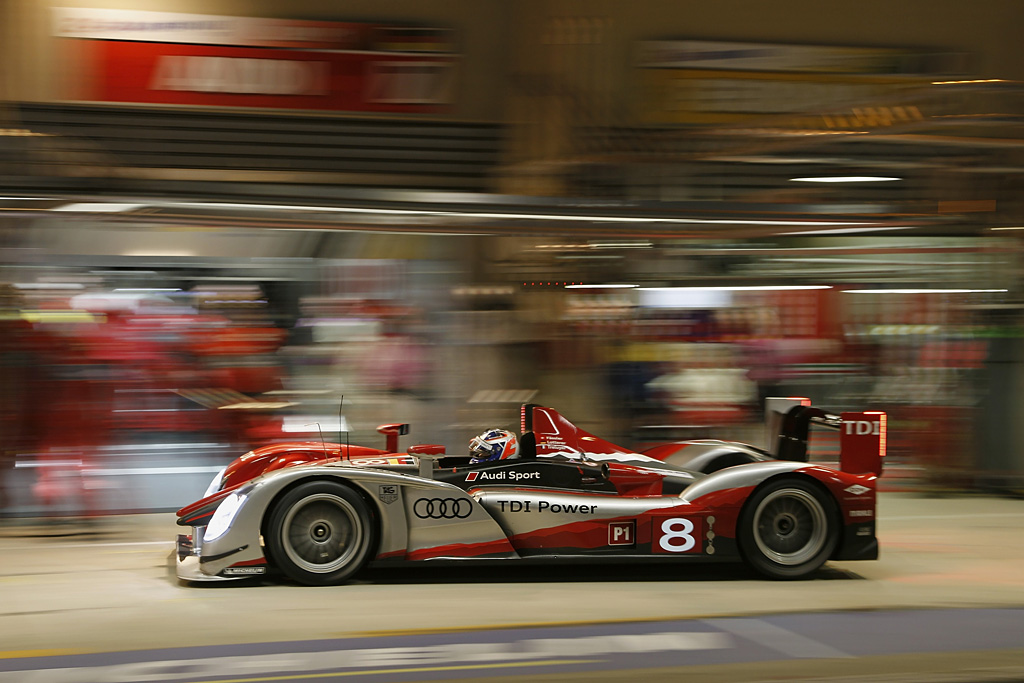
[
  {"left": 171, "top": 552, "right": 867, "bottom": 588},
  {"left": 359, "top": 561, "right": 867, "bottom": 585}
]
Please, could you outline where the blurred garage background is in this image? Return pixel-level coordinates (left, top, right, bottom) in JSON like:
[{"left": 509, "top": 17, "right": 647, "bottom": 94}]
[{"left": 2, "top": 0, "right": 1024, "bottom": 516}]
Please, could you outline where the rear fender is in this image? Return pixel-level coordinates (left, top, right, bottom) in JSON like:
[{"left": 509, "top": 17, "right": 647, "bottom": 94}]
[
  {"left": 681, "top": 460, "right": 817, "bottom": 538},
  {"left": 734, "top": 468, "right": 877, "bottom": 562}
]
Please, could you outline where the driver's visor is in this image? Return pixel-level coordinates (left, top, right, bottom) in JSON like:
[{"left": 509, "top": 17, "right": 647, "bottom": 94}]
[{"left": 469, "top": 436, "right": 492, "bottom": 460}]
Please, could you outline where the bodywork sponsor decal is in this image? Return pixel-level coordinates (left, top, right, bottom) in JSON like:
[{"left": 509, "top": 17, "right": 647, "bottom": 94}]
[
  {"left": 378, "top": 485, "right": 399, "bottom": 505},
  {"left": 466, "top": 470, "right": 541, "bottom": 483},
  {"left": 652, "top": 515, "right": 706, "bottom": 554},
  {"left": 497, "top": 500, "right": 598, "bottom": 514},
  {"left": 351, "top": 455, "right": 417, "bottom": 467},
  {"left": 844, "top": 484, "right": 870, "bottom": 495},
  {"left": 222, "top": 566, "right": 266, "bottom": 576},
  {"left": 413, "top": 498, "right": 472, "bottom": 519},
  {"left": 608, "top": 521, "right": 635, "bottom": 546}
]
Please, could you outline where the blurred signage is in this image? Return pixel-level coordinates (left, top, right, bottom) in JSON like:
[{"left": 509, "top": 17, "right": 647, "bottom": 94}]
[
  {"left": 637, "top": 69, "right": 921, "bottom": 123},
  {"left": 87, "top": 41, "right": 455, "bottom": 111},
  {"left": 637, "top": 40, "right": 930, "bottom": 75},
  {"left": 54, "top": 8, "right": 457, "bottom": 113},
  {"left": 635, "top": 40, "right": 954, "bottom": 125}
]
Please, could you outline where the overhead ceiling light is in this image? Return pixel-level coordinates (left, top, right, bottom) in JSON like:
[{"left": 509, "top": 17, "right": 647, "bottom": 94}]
[
  {"left": 14, "top": 282, "right": 86, "bottom": 290},
  {"left": 932, "top": 79, "right": 1007, "bottom": 85},
  {"left": 588, "top": 240, "right": 653, "bottom": 249},
  {"left": 53, "top": 202, "right": 145, "bottom": 213},
  {"left": 565, "top": 284, "right": 639, "bottom": 289},
  {"left": 779, "top": 226, "right": 915, "bottom": 236},
  {"left": 121, "top": 250, "right": 196, "bottom": 257},
  {"left": 710, "top": 156, "right": 826, "bottom": 165},
  {"left": 638, "top": 285, "right": 831, "bottom": 292},
  {"left": 844, "top": 288, "right": 1007, "bottom": 294},
  {"left": 790, "top": 176, "right": 901, "bottom": 183},
  {"left": 50, "top": 200, "right": 886, "bottom": 229},
  {"left": 113, "top": 288, "right": 182, "bottom": 293}
]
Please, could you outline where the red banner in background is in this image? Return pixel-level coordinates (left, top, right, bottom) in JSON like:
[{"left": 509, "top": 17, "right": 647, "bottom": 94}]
[{"left": 89, "top": 40, "right": 456, "bottom": 113}]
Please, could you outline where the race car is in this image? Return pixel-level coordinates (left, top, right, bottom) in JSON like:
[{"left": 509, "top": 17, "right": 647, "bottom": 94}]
[{"left": 175, "top": 398, "right": 885, "bottom": 584}]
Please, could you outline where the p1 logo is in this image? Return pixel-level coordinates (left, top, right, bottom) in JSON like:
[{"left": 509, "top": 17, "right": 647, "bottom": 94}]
[
  {"left": 652, "top": 515, "right": 704, "bottom": 554},
  {"left": 608, "top": 521, "right": 636, "bottom": 546}
]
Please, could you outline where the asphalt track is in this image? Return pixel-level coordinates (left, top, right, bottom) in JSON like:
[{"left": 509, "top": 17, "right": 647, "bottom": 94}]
[{"left": 2, "top": 492, "right": 1024, "bottom": 682}]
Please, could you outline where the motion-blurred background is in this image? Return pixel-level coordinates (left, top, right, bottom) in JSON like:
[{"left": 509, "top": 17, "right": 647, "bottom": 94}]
[{"left": 2, "top": 0, "right": 1023, "bottom": 517}]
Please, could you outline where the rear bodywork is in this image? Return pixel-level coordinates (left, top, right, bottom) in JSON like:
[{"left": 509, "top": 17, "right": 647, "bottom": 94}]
[{"left": 176, "top": 399, "right": 883, "bottom": 581}]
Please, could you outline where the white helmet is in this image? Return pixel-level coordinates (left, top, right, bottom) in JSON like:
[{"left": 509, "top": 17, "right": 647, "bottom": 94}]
[{"left": 469, "top": 429, "right": 519, "bottom": 463}]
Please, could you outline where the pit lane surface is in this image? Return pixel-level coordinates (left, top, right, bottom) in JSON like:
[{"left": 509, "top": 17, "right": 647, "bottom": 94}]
[{"left": 2, "top": 492, "right": 1024, "bottom": 682}]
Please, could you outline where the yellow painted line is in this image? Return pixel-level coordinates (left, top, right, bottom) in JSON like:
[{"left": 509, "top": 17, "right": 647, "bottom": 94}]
[
  {"left": 186, "top": 659, "right": 595, "bottom": 683},
  {"left": 0, "top": 649, "right": 85, "bottom": 659}
]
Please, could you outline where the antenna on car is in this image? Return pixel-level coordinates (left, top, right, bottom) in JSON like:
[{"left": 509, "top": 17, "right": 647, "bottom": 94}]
[
  {"left": 306, "top": 422, "right": 328, "bottom": 459},
  {"left": 315, "top": 423, "right": 327, "bottom": 458},
  {"left": 340, "top": 394, "right": 349, "bottom": 461}
]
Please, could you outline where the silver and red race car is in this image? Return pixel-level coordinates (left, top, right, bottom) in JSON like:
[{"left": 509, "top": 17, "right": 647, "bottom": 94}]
[{"left": 175, "top": 398, "right": 885, "bottom": 584}]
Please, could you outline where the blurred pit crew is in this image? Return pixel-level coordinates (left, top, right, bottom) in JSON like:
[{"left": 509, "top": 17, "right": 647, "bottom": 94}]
[{"left": 469, "top": 429, "right": 519, "bottom": 463}]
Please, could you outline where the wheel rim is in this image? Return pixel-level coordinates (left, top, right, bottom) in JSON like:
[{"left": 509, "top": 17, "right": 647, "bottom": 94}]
[
  {"left": 280, "top": 493, "right": 363, "bottom": 574},
  {"left": 752, "top": 487, "right": 828, "bottom": 566}
]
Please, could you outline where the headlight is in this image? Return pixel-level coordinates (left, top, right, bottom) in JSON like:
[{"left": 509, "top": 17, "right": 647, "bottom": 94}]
[
  {"left": 203, "top": 492, "right": 246, "bottom": 542},
  {"left": 203, "top": 467, "right": 226, "bottom": 498}
]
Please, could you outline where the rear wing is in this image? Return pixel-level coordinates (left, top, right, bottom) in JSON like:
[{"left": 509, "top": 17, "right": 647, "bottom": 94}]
[{"left": 765, "top": 397, "right": 886, "bottom": 476}]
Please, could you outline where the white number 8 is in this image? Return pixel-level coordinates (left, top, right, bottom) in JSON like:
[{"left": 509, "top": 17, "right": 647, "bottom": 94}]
[{"left": 659, "top": 517, "right": 696, "bottom": 553}]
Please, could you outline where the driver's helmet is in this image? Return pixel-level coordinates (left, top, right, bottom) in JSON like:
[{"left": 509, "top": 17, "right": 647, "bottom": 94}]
[{"left": 469, "top": 429, "right": 519, "bottom": 464}]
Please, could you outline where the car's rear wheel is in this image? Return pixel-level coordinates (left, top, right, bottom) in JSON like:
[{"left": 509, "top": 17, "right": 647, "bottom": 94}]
[
  {"left": 738, "top": 477, "right": 839, "bottom": 579},
  {"left": 265, "top": 480, "right": 375, "bottom": 586}
]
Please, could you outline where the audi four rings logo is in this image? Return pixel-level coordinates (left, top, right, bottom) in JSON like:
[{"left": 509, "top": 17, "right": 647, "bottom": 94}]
[{"left": 413, "top": 498, "right": 473, "bottom": 519}]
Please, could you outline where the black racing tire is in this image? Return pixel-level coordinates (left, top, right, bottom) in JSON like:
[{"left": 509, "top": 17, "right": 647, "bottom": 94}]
[
  {"left": 265, "top": 480, "right": 376, "bottom": 586},
  {"left": 737, "top": 477, "right": 840, "bottom": 580}
]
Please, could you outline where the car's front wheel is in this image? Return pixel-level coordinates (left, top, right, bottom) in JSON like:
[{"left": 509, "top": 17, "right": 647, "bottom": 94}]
[
  {"left": 265, "top": 480, "right": 375, "bottom": 586},
  {"left": 738, "top": 477, "right": 839, "bottom": 580}
]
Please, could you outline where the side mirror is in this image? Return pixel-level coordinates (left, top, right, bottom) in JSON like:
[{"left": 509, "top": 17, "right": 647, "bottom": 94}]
[
  {"left": 409, "top": 444, "right": 446, "bottom": 478},
  {"left": 409, "top": 444, "right": 445, "bottom": 456},
  {"left": 376, "top": 423, "right": 410, "bottom": 453}
]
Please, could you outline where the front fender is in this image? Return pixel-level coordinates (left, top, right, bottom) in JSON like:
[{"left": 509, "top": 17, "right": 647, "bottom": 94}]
[{"left": 195, "top": 464, "right": 515, "bottom": 578}]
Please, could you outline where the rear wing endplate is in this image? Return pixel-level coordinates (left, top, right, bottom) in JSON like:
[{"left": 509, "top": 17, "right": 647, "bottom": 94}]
[{"left": 765, "top": 397, "right": 886, "bottom": 476}]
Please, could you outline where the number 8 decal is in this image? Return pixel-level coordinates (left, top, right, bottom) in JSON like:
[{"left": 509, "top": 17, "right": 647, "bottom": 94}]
[{"left": 654, "top": 516, "right": 702, "bottom": 554}]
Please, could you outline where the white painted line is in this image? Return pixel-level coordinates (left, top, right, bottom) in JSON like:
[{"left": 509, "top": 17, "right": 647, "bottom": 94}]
[{"left": 704, "top": 618, "right": 851, "bottom": 659}]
